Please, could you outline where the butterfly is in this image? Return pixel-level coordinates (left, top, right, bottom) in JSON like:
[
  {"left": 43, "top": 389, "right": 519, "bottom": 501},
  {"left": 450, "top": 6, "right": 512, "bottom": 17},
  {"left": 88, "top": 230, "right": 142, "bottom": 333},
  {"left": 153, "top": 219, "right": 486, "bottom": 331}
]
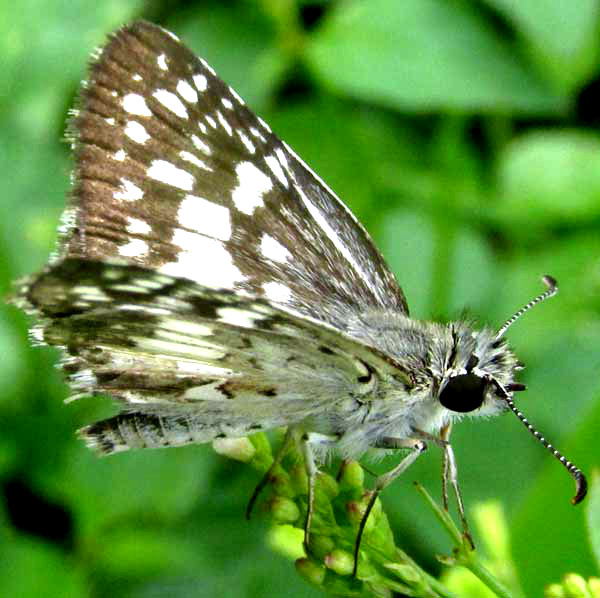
[{"left": 13, "top": 21, "right": 586, "bottom": 575}]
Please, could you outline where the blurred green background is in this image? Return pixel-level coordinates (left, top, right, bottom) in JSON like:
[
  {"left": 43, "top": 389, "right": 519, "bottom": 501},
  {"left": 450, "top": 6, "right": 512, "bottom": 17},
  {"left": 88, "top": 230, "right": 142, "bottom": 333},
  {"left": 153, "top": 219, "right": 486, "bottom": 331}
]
[{"left": 2, "top": 0, "right": 600, "bottom": 596}]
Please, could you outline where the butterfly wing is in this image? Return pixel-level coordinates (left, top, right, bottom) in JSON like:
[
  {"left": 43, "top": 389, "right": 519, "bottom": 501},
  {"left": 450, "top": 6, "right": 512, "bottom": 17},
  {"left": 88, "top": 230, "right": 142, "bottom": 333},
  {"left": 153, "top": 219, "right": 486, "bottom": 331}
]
[
  {"left": 14, "top": 21, "right": 417, "bottom": 454},
  {"left": 62, "top": 21, "right": 408, "bottom": 333},
  {"left": 20, "top": 259, "right": 412, "bottom": 453}
]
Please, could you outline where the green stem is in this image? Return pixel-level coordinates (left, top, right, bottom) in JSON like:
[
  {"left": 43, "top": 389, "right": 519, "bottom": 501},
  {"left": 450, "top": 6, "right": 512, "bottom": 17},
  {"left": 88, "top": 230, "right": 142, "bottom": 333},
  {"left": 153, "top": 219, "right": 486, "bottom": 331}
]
[
  {"left": 465, "top": 558, "right": 513, "bottom": 598},
  {"left": 415, "top": 482, "right": 514, "bottom": 598},
  {"left": 414, "top": 482, "right": 463, "bottom": 545}
]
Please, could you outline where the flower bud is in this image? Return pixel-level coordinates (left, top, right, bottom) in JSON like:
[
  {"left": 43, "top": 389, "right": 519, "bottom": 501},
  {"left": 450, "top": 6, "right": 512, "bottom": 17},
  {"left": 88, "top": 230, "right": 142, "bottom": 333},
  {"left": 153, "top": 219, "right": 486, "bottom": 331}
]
[
  {"left": 324, "top": 549, "right": 354, "bottom": 576},
  {"left": 338, "top": 460, "right": 364, "bottom": 492},
  {"left": 212, "top": 437, "right": 255, "bottom": 462},
  {"left": 269, "top": 496, "right": 300, "bottom": 524},
  {"left": 295, "top": 558, "right": 326, "bottom": 586},
  {"left": 563, "top": 574, "right": 590, "bottom": 597}
]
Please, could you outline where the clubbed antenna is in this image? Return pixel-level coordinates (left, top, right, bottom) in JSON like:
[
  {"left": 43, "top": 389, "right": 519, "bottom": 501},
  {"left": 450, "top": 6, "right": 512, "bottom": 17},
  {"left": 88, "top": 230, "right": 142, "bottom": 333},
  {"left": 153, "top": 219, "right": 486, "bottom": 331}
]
[
  {"left": 496, "top": 275, "right": 558, "bottom": 339},
  {"left": 502, "top": 393, "right": 587, "bottom": 504}
]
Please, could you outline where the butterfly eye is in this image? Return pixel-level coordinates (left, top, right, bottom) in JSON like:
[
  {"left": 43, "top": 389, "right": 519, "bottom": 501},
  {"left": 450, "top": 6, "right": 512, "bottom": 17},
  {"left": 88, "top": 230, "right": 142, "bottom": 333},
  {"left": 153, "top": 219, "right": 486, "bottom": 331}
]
[{"left": 439, "top": 373, "right": 487, "bottom": 413}]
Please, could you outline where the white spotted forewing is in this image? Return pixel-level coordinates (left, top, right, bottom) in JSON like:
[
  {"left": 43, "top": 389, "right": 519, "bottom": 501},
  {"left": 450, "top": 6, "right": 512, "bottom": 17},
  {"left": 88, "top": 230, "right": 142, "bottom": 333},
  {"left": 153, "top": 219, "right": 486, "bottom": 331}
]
[{"left": 14, "top": 21, "right": 586, "bottom": 573}]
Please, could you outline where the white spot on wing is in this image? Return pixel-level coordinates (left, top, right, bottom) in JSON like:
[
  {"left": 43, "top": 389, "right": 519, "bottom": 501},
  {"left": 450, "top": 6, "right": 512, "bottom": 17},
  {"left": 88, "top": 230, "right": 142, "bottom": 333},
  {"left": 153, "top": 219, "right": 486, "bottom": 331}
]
[
  {"left": 222, "top": 97, "right": 233, "bottom": 110},
  {"left": 133, "top": 336, "right": 226, "bottom": 361},
  {"left": 217, "top": 307, "right": 265, "bottom": 328},
  {"left": 105, "top": 117, "right": 115, "bottom": 125},
  {"left": 191, "top": 134, "right": 211, "bottom": 155},
  {"left": 119, "top": 238, "right": 149, "bottom": 257},
  {"left": 147, "top": 160, "right": 194, "bottom": 191},
  {"left": 130, "top": 277, "right": 171, "bottom": 290},
  {"left": 122, "top": 93, "right": 152, "bottom": 117},
  {"left": 260, "top": 234, "right": 291, "bottom": 263},
  {"left": 162, "top": 230, "right": 244, "bottom": 288},
  {"left": 206, "top": 115, "right": 217, "bottom": 129},
  {"left": 161, "top": 318, "right": 214, "bottom": 337},
  {"left": 228, "top": 86, "right": 244, "bottom": 105},
  {"left": 237, "top": 131, "right": 255, "bottom": 154},
  {"left": 265, "top": 155, "right": 288, "bottom": 188},
  {"left": 179, "top": 151, "right": 211, "bottom": 171},
  {"left": 193, "top": 73, "right": 208, "bottom": 91},
  {"left": 262, "top": 281, "right": 292, "bottom": 303},
  {"left": 113, "top": 149, "right": 126, "bottom": 161},
  {"left": 73, "top": 285, "right": 110, "bottom": 302},
  {"left": 199, "top": 59, "right": 216, "bottom": 76},
  {"left": 232, "top": 162, "right": 272, "bottom": 215},
  {"left": 132, "top": 73, "right": 142, "bottom": 82},
  {"left": 249, "top": 126, "right": 266, "bottom": 143},
  {"left": 153, "top": 89, "right": 188, "bottom": 119},
  {"left": 157, "top": 53, "right": 168, "bottom": 71},
  {"left": 216, "top": 111, "right": 232, "bottom": 136},
  {"left": 124, "top": 121, "right": 150, "bottom": 144},
  {"left": 275, "top": 148, "right": 289, "bottom": 169},
  {"left": 257, "top": 116, "right": 272, "bottom": 133},
  {"left": 178, "top": 195, "right": 231, "bottom": 241},
  {"left": 198, "top": 122, "right": 208, "bottom": 134},
  {"left": 177, "top": 361, "right": 231, "bottom": 378},
  {"left": 177, "top": 79, "right": 198, "bottom": 103},
  {"left": 114, "top": 178, "right": 144, "bottom": 201},
  {"left": 126, "top": 217, "right": 152, "bottom": 235}
]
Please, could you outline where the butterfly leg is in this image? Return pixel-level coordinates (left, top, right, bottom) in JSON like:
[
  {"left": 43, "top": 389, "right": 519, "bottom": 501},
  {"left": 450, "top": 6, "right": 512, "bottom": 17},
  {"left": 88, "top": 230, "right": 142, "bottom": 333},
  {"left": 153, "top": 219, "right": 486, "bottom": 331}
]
[
  {"left": 298, "top": 432, "right": 318, "bottom": 554},
  {"left": 353, "top": 437, "right": 427, "bottom": 576},
  {"left": 441, "top": 426, "right": 450, "bottom": 511},
  {"left": 297, "top": 432, "right": 339, "bottom": 554},
  {"left": 440, "top": 423, "right": 474, "bottom": 548},
  {"left": 246, "top": 427, "right": 294, "bottom": 520}
]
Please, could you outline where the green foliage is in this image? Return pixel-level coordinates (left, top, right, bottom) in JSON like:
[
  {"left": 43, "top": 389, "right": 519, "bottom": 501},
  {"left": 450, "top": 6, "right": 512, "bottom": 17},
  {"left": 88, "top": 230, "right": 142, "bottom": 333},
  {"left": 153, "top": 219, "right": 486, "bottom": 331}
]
[{"left": 2, "top": 1, "right": 599, "bottom": 596}]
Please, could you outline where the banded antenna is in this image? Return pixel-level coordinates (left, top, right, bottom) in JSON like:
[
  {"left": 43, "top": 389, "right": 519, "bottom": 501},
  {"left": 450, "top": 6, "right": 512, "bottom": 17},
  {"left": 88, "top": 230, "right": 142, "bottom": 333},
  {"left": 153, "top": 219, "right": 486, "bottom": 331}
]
[
  {"left": 496, "top": 275, "right": 558, "bottom": 339},
  {"left": 502, "top": 392, "right": 587, "bottom": 504},
  {"left": 493, "top": 275, "right": 587, "bottom": 505}
]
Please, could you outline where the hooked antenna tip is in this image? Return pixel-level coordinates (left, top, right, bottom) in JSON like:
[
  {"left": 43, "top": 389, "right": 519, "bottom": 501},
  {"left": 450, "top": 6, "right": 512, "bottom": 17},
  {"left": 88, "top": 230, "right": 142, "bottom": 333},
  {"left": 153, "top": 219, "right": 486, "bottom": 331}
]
[
  {"left": 541, "top": 274, "right": 558, "bottom": 293},
  {"left": 571, "top": 472, "right": 588, "bottom": 505},
  {"left": 496, "top": 275, "right": 559, "bottom": 339}
]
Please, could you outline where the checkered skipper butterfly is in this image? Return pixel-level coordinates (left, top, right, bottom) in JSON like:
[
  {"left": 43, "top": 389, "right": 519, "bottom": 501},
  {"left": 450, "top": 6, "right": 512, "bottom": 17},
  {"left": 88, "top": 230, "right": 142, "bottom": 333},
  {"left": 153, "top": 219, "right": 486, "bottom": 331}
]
[{"left": 13, "top": 21, "right": 586, "bottom": 573}]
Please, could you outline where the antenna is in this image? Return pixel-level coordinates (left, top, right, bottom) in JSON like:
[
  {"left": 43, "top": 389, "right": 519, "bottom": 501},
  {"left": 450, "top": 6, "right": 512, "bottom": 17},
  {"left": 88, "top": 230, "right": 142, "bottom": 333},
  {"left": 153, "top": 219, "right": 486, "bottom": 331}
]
[
  {"left": 497, "top": 387, "right": 587, "bottom": 504},
  {"left": 503, "top": 395, "right": 587, "bottom": 504},
  {"left": 496, "top": 275, "right": 558, "bottom": 339},
  {"left": 492, "top": 276, "right": 587, "bottom": 504}
]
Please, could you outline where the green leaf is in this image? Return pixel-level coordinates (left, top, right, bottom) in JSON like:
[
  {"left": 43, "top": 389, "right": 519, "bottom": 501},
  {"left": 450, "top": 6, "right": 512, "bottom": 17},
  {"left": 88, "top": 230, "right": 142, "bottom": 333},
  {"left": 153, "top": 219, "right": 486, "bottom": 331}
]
[
  {"left": 307, "top": 0, "right": 563, "bottom": 114},
  {"left": 485, "top": 0, "right": 600, "bottom": 92},
  {"left": 57, "top": 445, "right": 212, "bottom": 539},
  {"left": 495, "top": 131, "right": 600, "bottom": 236},
  {"left": 0, "top": 535, "right": 87, "bottom": 598}
]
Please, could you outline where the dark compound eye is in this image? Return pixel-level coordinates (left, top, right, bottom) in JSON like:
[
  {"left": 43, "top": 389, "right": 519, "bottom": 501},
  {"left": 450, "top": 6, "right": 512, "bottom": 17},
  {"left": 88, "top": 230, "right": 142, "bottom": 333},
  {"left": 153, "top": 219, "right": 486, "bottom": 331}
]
[{"left": 439, "top": 373, "right": 487, "bottom": 413}]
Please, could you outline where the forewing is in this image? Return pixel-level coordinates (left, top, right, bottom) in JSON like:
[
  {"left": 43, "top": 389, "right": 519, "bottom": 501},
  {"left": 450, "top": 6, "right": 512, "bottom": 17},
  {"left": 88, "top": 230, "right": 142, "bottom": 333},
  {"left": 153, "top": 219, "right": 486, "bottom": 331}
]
[{"left": 62, "top": 21, "right": 408, "bottom": 332}]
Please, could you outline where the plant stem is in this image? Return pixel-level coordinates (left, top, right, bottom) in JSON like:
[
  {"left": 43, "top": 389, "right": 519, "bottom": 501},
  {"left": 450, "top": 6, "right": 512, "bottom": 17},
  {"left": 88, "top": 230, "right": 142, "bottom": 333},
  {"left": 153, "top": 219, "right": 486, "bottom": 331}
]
[{"left": 414, "top": 482, "right": 514, "bottom": 598}]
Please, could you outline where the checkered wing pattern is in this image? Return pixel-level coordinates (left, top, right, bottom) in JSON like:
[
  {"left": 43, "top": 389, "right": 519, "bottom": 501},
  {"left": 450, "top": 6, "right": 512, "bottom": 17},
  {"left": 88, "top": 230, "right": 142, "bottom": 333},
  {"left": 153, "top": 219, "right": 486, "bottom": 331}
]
[{"left": 16, "top": 21, "right": 411, "bottom": 454}]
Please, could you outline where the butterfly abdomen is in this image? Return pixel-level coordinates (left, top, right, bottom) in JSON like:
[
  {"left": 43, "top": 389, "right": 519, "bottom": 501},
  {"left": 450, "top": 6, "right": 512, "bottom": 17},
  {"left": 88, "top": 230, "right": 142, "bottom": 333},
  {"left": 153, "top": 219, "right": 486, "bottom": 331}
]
[{"left": 80, "top": 411, "right": 225, "bottom": 455}]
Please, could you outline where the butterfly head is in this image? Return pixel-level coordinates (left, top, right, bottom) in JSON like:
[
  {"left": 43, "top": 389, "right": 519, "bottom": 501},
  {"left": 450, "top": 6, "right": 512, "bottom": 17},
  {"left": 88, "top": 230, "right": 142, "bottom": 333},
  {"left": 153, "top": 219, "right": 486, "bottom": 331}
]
[
  {"left": 438, "top": 275, "right": 558, "bottom": 418},
  {"left": 436, "top": 325, "right": 520, "bottom": 417}
]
